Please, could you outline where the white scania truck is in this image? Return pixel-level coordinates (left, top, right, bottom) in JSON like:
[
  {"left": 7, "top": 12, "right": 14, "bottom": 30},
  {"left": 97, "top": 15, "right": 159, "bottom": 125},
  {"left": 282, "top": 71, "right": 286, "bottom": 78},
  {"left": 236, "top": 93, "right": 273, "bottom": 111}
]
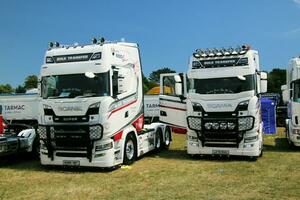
[
  {"left": 282, "top": 56, "right": 300, "bottom": 147},
  {"left": 160, "top": 45, "right": 267, "bottom": 160},
  {"left": 38, "top": 38, "right": 171, "bottom": 168}
]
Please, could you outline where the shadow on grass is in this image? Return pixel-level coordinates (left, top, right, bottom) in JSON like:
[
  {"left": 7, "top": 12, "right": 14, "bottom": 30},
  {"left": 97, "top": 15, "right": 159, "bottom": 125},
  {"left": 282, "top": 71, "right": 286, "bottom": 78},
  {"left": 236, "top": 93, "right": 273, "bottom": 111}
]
[
  {"left": 147, "top": 149, "right": 259, "bottom": 162},
  {"left": 0, "top": 153, "right": 117, "bottom": 173},
  {"left": 263, "top": 137, "right": 300, "bottom": 153}
]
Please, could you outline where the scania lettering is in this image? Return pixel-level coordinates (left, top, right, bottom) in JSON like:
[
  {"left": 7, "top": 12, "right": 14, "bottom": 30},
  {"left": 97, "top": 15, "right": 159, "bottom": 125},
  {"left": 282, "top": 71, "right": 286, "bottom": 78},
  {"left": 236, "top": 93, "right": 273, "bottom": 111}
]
[
  {"left": 160, "top": 45, "right": 267, "bottom": 160},
  {"left": 38, "top": 38, "right": 171, "bottom": 168}
]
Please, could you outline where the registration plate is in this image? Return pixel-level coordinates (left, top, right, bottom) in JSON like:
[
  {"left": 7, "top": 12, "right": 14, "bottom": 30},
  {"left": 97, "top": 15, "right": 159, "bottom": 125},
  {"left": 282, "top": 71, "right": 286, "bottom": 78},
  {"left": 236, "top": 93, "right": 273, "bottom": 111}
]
[
  {"left": 63, "top": 160, "right": 80, "bottom": 166},
  {"left": 212, "top": 149, "right": 229, "bottom": 155}
]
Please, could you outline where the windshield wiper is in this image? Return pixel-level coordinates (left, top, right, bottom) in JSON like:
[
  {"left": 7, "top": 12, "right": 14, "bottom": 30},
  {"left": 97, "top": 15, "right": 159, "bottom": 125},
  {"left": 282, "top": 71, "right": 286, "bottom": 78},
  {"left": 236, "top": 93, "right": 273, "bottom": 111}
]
[{"left": 75, "top": 93, "right": 98, "bottom": 98}]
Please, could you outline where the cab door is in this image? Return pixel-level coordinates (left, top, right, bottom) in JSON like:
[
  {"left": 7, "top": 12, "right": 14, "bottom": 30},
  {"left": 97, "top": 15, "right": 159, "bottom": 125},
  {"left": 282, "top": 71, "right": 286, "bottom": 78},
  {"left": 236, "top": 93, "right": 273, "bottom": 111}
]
[{"left": 159, "top": 73, "right": 187, "bottom": 131}]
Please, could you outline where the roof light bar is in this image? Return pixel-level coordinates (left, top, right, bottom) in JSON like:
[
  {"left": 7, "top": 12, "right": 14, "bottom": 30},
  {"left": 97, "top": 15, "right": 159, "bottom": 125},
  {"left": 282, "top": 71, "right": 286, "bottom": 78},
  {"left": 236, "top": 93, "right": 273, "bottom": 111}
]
[{"left": 193, "top": 45, "right": 251, "bottom": 58}]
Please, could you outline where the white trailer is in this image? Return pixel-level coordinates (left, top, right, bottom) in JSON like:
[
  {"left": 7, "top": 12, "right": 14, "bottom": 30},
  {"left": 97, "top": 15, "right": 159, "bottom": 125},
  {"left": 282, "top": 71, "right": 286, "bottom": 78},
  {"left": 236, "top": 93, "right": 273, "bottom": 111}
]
[
  {"left": 38, "top": 38, "right": 171, "bottom": 168},
  {"left": 160, "top": 45, "right": 267, "bottom": 160},
  {"left": 282, "top": 57, "right": 300, "bottom": 147},
  {"left": 0, "top": 93, "right": 39, "bottom": 125},
  {"left": 0, "top": 93, "right": 39, "bottom": 156}
]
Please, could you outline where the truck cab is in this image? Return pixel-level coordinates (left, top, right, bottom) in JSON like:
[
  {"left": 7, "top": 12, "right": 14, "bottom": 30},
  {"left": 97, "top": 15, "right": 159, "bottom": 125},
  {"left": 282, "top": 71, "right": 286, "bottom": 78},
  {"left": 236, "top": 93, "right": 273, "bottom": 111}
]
[
  {"left": 160, "top": 45, "right": 267, "bottom": 159},
  {"left": 282, "top": 57, "right": 300, "bottom": 147},
  {"left": 38, "top": 38, "right": 170, "bottom": 168}
]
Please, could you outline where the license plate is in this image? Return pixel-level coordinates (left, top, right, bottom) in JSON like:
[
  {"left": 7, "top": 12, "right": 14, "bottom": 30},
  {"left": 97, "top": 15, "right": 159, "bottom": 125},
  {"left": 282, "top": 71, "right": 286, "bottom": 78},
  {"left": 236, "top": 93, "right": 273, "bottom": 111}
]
[
  {"left": 212, "top": 149, "right": 229, "bottom": 155},
  {"left": 63, "top": 160, "right": 80, "bottom": 166}
]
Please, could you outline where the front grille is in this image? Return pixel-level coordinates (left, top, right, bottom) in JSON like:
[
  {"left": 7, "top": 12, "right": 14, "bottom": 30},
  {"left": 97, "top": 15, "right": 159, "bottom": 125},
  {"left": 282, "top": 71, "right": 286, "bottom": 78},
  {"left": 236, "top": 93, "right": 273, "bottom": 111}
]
[
  {"left": 53, "top": 116, "right": 89, "bottom": 123},
  {"left": 53, "top": 126, "right": 90, "bottom": 149},
  {"left": 56, "top": 152, "right": 87, "bottom": 157},
  {"left": 200, "top": 114, "right": 243, "bottom": 147}
]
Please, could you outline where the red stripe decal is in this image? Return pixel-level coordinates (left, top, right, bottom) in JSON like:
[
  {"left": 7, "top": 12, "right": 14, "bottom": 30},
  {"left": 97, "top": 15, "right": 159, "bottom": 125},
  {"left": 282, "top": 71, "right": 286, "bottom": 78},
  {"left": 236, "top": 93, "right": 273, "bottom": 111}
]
[
  {"left": 159, "top": 104, "right": 186, "bottom": 111},
  {"left": 108, "top": 99, "right": 137, "bottom": 118}
]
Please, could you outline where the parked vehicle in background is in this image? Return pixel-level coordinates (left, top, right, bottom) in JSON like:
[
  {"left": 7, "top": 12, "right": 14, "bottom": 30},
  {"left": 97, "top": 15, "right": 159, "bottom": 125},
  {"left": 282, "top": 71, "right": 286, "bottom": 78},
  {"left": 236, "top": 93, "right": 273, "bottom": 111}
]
[
  {"left": 0, "top": 92, "right": 39, "bottom": 156},
  {"left": 38, "top": 38, "right": 171, "bottom": 168},
  {"left": 282, "top": 56, "right": 300, "bottom": 147},
  {"left": 160, "top": 45, "right": 267, "bottom": 160}
]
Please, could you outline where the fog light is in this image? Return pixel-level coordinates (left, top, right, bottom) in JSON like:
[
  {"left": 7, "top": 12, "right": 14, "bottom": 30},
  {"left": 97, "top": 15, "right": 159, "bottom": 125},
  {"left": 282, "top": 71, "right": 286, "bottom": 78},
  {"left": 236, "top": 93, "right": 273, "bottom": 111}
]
[
  {"left": 227, "top": 122, "right": 236, "bottom": 130},
  {"left": 212, "top": 122, "right": 219, "bottom": 130},
  {"left": 38, "top": 126, "right": 47, "bottom": 139},
  {"left": 219, "top": 122, "right": 227, "bottom": 130},
  {"left": 204, "top": 122, "right": 212, "bottom": 130},
  {"left": 89, "top": 125, "right": 103, "bottom": 140}
]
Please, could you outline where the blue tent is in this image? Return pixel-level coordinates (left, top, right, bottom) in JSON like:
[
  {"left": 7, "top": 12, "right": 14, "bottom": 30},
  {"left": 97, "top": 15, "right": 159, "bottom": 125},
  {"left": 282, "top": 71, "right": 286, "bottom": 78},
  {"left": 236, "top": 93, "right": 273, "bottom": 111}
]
[{"left": 261, "top": 97, "right": 277, "bottom": 134}]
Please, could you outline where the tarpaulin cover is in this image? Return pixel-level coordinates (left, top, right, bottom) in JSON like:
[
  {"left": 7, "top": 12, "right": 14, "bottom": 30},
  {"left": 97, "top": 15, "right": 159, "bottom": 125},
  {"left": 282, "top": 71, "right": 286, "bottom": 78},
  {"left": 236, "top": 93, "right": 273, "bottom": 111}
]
[{"left": 261, "top": 97, "right": 276, "bottom": 134}]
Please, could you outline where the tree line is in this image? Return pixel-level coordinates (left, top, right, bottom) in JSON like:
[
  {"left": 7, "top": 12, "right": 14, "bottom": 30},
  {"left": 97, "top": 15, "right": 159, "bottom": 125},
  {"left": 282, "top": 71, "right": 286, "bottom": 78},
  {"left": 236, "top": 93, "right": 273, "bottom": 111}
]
[{"left": 0, "top": 68, "right": 286, "bottom": 94}]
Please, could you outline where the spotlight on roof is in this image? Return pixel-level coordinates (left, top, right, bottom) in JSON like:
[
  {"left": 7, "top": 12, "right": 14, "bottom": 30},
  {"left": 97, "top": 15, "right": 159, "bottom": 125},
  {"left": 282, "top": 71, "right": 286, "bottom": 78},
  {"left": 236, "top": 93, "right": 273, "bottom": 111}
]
[
  {"left": 48, "top": 42, "right": 54, "bottom": 48},
  {"left": 99, "top": 37, "right": 105, "bottom": 45},
  {"left": 92, "top": 37, "right": 97, "bottom": 44},
  {"left": 54, "top": 42, "right": 60, "bottom": 47}
]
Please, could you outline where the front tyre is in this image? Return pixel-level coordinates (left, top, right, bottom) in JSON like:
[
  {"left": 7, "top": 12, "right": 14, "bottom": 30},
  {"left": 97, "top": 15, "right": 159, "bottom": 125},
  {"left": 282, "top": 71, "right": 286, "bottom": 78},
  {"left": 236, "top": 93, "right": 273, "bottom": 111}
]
[
  {"left": 163, "top": 126, "right": 171, "bottom": 150},
  {"left": 123, "top": 133, "right": 137, "bottom": 165},
  {"left": 155, "top": 128, "right": 163, "bottom": 151}
]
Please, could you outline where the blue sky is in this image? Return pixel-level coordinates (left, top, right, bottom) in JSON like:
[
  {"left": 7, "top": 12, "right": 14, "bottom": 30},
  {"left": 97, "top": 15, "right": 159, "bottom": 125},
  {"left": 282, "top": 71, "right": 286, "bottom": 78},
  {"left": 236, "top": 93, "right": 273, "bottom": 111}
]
[{"left": 1, "top": 0, "right": 300, "bottom": 87}]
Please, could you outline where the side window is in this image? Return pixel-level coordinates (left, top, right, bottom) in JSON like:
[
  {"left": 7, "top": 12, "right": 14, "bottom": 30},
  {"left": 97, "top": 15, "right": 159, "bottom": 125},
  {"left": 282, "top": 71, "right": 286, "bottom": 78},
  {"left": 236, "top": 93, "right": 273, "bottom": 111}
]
[
  {"left": 162, "top": 76, "right": 176, "bottom": 95},
  {"left": 293, "top": 80, "right": 300, "bottom": 103}
]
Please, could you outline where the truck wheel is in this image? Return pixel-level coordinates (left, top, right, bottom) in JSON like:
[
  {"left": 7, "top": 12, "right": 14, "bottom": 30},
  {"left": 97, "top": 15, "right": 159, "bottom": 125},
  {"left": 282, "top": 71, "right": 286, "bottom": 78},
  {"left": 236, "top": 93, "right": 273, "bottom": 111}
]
[
  {"left": 123, "top": 133, "right": 136, "bottom": 165},
  {"left": 32, "top": 136, "right": 40, "bottom": 158},
  {"left": 249, "top": 156, "right": 258, "bottom": 161},
  {"left": 163, "top": 126, "right": 171, "bottom": 150},
  {"left": 155, "top": 128, "right": 163, "bottom": 151}
]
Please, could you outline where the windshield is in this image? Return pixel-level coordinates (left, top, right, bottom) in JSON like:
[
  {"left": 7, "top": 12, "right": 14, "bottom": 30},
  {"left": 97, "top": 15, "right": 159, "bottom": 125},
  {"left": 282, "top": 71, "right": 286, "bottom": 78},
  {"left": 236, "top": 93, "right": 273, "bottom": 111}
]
[
  {"left": 41, "top": 72, "right": 110, "bottom": 99},
  {"left": 189, "top": 74, "right": 256, "bottom": 94},
  {"left": 293, "top": 79, "right": 300, "bottom": 103}
]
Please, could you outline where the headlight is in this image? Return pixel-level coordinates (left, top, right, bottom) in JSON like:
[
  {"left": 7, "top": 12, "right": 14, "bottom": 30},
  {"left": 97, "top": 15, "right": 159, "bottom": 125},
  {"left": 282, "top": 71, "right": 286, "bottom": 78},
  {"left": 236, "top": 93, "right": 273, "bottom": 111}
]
[
  {"left": 187, "top": 117, "right": 202, "bottom": 131},
  {"left": 87, "top": 102, "right": 101, "bottom": 115},
  {"left": 38, "top": 126, "right": 47, "bottom": 139},
  {"left": 89, "top": 125, "right": 103, "bottom": 140},
  {"left": 95, "top": 142, "right": 113, "bottom": 151},
  {"left": 238, "top": 117, "right": 254, "bottom": 131},
  {"left": 219, "top": 122, "right": 227, "bottom": 130},
  {"left": 192, "top": 102, "right": 203, "bottom": 112},
  {"left": 237, "top": 100, "right": 249, "bottom": 111},
  {"left": 244, "top": 135, "right": 258, "bottom": 143},
  {"left": 212, "top": 122, "right": 219, "bottom": 130},
  {"left": 227, "top": 122, "right": 236, "bottom": 130},
  {"left": 204, "top": 122, "right": 212, "bottom": 130},
  {"left": 89, "top": 102, "right": 101, "bottom": 108}
]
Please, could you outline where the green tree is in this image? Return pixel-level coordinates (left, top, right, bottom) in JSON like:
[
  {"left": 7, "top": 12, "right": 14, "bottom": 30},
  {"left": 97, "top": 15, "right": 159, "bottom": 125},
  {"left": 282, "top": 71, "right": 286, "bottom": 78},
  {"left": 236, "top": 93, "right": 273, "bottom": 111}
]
[
  {"left": 24, "top": 75, "right": 38, "bottom": 89},
  {"left": 148, "top": 67, "right": 176, "bottom": 83},
  {"left": 267, "top": 68, "right": 286, "bottom": 93},
  {"left": 0, "top": 84, "right": 14, "bottom": 94},
  {"left": 15, "top": 85, "right": 26, "bottom": 93}
]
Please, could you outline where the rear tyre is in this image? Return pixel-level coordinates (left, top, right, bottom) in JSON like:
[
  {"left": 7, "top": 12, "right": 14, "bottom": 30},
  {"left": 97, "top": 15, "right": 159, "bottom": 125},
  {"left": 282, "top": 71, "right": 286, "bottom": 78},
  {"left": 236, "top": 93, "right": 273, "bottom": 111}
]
[
  {"left": 249, "top": 156, "right": 258, "bottom": 161},
  {"left": 155, "top": 128, "right": 163, "bottom": 151},
  {"left": 123, "top": 133, "right": 137, "bottom": 165},
  {"left": 163, "top": 126, "right": 171, "bottom": 150},
  {"left": 32, "top": 136, "right": 40, "bottom": 159}
]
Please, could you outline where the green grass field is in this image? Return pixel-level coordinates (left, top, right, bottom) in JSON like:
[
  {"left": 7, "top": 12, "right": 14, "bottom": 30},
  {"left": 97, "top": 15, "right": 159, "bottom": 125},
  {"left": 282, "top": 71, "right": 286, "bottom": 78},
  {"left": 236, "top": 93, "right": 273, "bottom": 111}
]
[{"left": 0, "top": 128, "right": 299, "bottom": 200}]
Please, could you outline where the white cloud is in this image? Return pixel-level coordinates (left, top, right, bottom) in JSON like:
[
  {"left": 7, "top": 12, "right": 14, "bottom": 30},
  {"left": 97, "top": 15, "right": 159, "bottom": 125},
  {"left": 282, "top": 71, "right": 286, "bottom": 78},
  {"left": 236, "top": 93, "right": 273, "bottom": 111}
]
[{"left": 293, "top": 0, "right": 300, "bottom": 5}]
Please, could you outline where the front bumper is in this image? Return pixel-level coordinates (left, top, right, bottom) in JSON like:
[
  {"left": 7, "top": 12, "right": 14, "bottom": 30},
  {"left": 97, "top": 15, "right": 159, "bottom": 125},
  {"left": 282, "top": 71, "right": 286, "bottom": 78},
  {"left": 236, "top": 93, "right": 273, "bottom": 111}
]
[
  {"left": 187, "top": 134, "right": 261, "bottom": 157},
  {"left": 0, "top": 135, "right": 18, "bottom": 156}
]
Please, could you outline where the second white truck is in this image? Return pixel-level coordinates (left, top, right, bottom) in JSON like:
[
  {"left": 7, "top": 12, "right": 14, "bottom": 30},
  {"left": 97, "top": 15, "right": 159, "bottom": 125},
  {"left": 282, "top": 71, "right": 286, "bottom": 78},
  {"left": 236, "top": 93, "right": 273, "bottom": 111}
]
[
  {"left": 282, "top": 56, "right": 300, "bottom": 147},
  {"left": 160, "top": 45, "right": 267, "bottom": 160}
]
